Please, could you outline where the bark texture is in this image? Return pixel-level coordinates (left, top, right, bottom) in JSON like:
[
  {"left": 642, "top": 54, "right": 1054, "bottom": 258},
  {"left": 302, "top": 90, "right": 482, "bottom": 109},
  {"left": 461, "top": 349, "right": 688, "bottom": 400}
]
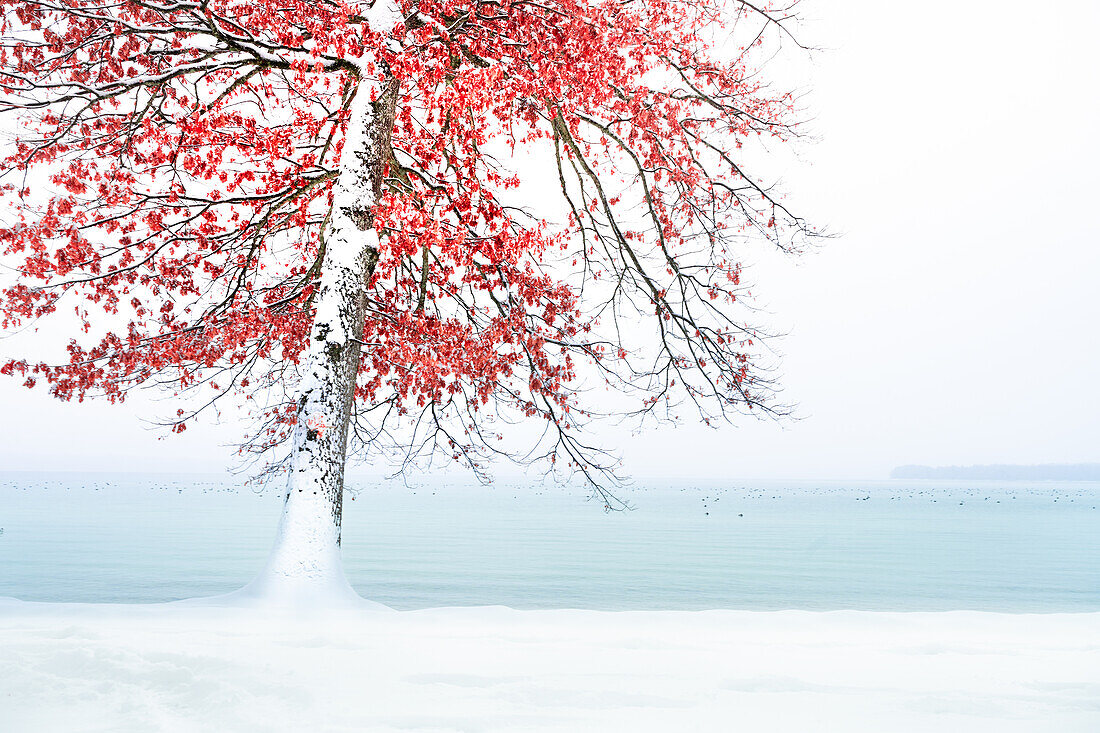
[{"left": 250, "top": 72, "right": 399, "bottom": 600}]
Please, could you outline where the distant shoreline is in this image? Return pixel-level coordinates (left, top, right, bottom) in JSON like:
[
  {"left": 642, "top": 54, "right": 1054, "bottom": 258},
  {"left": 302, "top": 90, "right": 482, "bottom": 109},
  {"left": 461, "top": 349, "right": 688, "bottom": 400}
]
[{"left": 891, "top": 464, "right": 1100, "bottom": 481}]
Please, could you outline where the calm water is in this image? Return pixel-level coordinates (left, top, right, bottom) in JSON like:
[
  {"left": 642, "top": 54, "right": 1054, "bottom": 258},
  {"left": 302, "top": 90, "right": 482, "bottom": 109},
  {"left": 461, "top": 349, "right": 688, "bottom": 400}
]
[{"left": 1, "top": 472, "right": 1098, "bottom": 611}]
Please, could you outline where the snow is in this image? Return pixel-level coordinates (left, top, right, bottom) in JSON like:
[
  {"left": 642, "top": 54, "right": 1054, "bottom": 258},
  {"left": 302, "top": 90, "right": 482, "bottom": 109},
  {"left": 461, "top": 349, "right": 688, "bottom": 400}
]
[
  {"left": 365, "top": 0, "right": 404, "bottom": 36},
  {"left": 304, "top": 77, "right": 377, "bottom": 353},
  {"left": 1, "top": 598, "right": 1097, "bottom": 732},
  {"left": 225, "top": 556, "right": 371, "bottom": 610},
  {"left": 255, "top": 71, "right": 381, "bottom": 597}
]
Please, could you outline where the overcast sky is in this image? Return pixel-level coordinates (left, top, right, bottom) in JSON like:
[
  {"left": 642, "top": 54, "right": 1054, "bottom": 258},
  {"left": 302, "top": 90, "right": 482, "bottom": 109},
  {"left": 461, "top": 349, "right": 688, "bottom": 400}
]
[{"left": 1, "top": 1, "right": 1097, "bottom": 480}]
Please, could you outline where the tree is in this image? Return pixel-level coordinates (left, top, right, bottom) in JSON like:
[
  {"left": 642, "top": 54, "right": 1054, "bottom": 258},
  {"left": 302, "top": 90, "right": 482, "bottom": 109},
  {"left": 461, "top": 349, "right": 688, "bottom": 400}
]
[{"left": 0, "top": 0, "right": 815, "bottom": 601}]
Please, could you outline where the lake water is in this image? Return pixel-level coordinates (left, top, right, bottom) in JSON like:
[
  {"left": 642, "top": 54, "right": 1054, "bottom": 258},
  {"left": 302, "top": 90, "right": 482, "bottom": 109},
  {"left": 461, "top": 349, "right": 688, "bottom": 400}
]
[{"left": 1, "top": 472, "right": 1097, "bottom": 611}]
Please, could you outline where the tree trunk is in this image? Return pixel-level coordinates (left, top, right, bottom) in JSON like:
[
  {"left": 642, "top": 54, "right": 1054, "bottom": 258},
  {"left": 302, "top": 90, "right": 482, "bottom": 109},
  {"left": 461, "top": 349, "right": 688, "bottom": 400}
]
[{"left": 246, "top": 71, "right": 399, "bottom": 604}]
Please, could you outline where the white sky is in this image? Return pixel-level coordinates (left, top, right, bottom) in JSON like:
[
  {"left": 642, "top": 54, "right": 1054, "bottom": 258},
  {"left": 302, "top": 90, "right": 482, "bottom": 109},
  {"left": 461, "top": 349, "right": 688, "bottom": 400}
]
[{"left": 1, "top": 0, "right": 1097, "bottom": 480}]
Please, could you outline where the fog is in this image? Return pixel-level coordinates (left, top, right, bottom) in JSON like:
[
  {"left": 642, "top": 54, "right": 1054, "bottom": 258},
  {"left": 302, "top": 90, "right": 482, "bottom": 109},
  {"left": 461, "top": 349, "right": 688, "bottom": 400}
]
[{"left": 1, "top": 1, "right": 1097, "bottom": 480}]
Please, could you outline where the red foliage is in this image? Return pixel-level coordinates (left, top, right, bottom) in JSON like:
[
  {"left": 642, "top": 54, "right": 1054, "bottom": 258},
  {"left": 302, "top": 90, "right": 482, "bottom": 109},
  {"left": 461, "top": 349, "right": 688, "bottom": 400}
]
[{"left": 0, "top": 0, "right": 813, "bottom": 481}]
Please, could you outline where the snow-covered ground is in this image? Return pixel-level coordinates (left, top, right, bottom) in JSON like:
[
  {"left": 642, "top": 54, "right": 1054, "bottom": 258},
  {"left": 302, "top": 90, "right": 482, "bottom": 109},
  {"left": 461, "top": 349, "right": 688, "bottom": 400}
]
[{"left": 1, "top": 599, "right": 1097, "bottom": 732}]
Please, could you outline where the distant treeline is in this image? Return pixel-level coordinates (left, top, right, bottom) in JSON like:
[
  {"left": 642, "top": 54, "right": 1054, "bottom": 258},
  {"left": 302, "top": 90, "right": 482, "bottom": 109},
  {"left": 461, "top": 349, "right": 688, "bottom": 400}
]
[{"left": 891, "top": 464, "right": 1100, "bottom": 480}]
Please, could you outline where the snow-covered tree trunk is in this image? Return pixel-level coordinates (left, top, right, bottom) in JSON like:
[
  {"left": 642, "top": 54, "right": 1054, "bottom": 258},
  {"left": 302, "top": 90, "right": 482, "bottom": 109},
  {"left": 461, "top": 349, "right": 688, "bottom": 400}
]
[{"left": 247, "top": 71, "right": 399, "bottom": 603}]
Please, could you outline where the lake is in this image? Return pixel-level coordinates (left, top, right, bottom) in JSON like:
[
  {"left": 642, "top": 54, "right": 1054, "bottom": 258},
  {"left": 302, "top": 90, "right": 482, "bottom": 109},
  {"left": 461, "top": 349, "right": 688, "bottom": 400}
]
[{"left": 1, "top": 472, "right": 1097, "bottom": 611}]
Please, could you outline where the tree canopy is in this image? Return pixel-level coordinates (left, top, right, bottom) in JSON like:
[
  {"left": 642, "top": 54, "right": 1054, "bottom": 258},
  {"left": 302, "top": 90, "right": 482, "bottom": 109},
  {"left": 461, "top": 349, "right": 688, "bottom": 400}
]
[{"left": 1, "top": 0, "right": 815, "bottom": 491}]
